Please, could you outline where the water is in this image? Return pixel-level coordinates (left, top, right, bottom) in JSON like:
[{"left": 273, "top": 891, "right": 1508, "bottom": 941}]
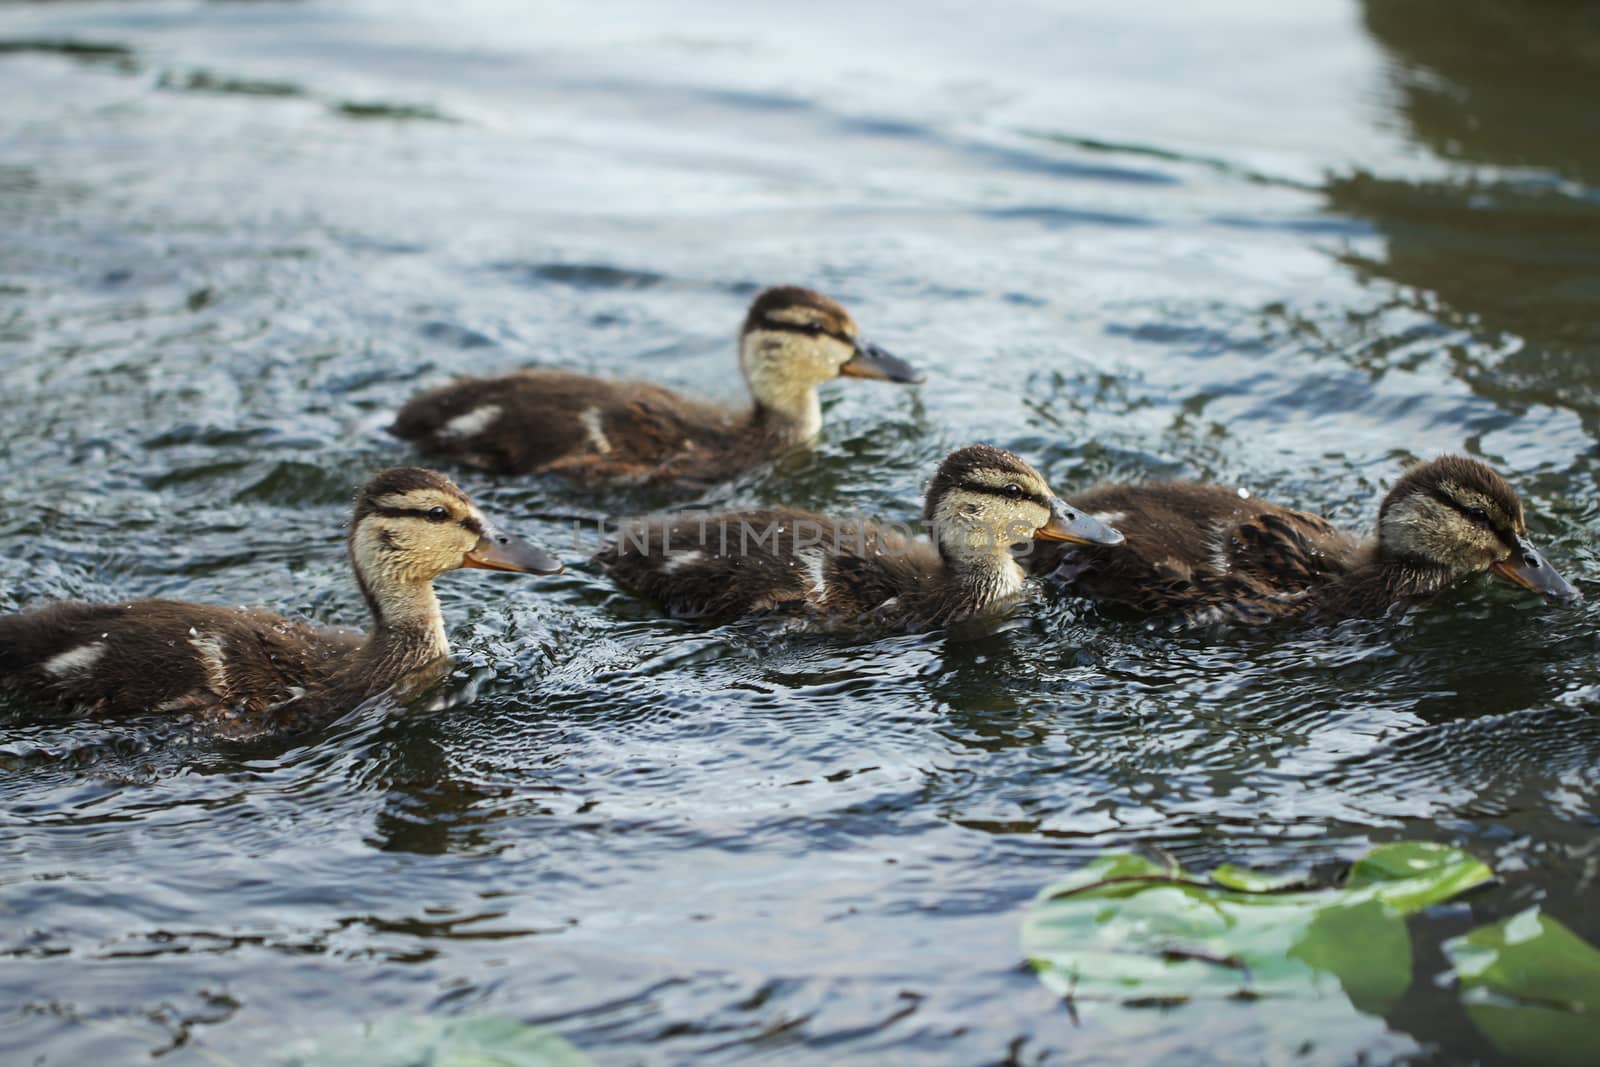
[{"left": 2, "top": 1, "right": 1598, "bottom": 1063}]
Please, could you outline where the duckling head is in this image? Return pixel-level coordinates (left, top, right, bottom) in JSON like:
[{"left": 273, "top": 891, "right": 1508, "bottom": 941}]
[
  {"left": 923, "top": 445, "right": 1124, "bottom": 578},
  {"left": 348, "top": 468, "right": 563, "bottom": 629},
  {"left": 739, "top": 286, "right": 922, "bottom": 437},
  {"left": 1377, "top": 455, "right": 1578, "bottom": 602}
]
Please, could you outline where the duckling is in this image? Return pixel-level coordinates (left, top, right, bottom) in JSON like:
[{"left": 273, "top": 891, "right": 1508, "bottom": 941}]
[
  {"left": 0, "top": 467, "right": 562, "bottom": 733},
  {"left": 389, "top": 286, "right": 923, "bottom": 486},
  {"left": 596, "top": 444, "right": 1124, "bottom": 629},
  {"left": 1031, "top": 455, "right": 1578, "bottom": 624}
]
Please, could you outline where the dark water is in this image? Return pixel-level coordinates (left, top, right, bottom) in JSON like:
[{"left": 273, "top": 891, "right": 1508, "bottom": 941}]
[{"left": 3, "top": 1, "right": 1599, "bottom": 1063}]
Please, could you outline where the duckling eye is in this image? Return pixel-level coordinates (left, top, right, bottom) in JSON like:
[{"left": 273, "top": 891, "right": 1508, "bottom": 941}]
[
  {"left": 1465, "top": 506, "right": 1490, "bottom": 524},
  {"left": 426, "top": 506, "right": 450, "bottom": 522},
  {"left": 1003, "top": 483, "right": 1024, "bottom": 500},
  {"left": 801, "top": 321, "right": 825, "bottom": 335}
]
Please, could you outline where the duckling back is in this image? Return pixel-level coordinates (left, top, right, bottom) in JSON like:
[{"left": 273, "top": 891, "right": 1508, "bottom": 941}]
[
  {"left": 0, "top": 600, "right": 360, "bottom": 721},
  {"left": 1033, "top": 481, "right": 1362, "bottom": 621},
  {"left": 595, "top": 507, "right": 938, "bottom": 625},
  {"left": 390, "top": 369, "right": 750, "bottom": 483}
]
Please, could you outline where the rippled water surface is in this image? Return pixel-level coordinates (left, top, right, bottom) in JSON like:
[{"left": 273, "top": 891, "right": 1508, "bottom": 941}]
[{"left": 3, "top": 1, "right": 1599, "bottom": 1063}]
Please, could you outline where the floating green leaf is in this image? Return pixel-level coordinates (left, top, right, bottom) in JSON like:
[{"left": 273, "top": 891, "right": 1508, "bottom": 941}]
[
  {"left": 285, "top": 1015, "right": 593, "bottom": 1067},
  {"left": 1346, "top": 840, "right": 1496, "bottom": 909},
  {"left": 1444, "top": 907, "right": 1600, "bottom": 1067},
  {"left": 1022, "top": 842, "right": 1491, "bottom": 1010},
  {"left": 1209, "top": 863, "right": 1305, "bottom": 893}
]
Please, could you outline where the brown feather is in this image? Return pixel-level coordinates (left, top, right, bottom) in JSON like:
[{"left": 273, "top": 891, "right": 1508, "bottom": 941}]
[
  {"left": 390, "top": 369, "right": 760, "bottom": 484},
  {"left": 0, "top": 600, "right": 363, "bottom": 726},
  {"left": 1030, "top": 480, "right": 1362, "bottom": 622}
]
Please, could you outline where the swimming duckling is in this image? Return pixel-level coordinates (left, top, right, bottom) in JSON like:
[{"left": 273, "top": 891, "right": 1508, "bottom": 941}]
[
  {"left": 390, "top": 286, "right": 923, "bottom": 486},
  {"left": 0, "top": 468, "right": 562, "bottom": 733},
  {"left": 596, "top": 444, "right": 1124, "bottom": 629},
  {"left": 1031, "top": 455, "right": 1578, "bottom": 624}
]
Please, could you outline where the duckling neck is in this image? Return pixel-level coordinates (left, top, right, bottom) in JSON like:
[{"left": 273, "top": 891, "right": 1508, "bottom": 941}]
[
  {"left": 1312, "top": 547, "right": 1458, "bottom": 619},
  {"left": 741, "top": 336, "right": 823, "bottom": 441},
  {"left": 935, "top": 546, "right": 1028, "bottom": 619},
  {"left": 1373, "top": 557, "right": 1458, "bottom": 599},
  {"left": 357, "top": 575, "right": 449, "bottom": 677}
]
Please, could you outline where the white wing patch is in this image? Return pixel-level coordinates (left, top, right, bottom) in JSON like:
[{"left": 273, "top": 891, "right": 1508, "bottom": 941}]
[
  {"left": 663, "top": 549, "right": 705, "bottom": 573},
  {"left": 189, "top": 633, "right": 231, "bottom": 696},
  {"left": 578, "top": 407, "right": 613, "bottom": 454},
  {"left": 1205, "top": 519, "right": 1235, "bottom": 576},
  {"left": 43, "top": 642, "right": 106, "bottom": 677},
  {"left": 442, "top": 404, "right": 501, "bottom": 438},
  {"left": 797, "top": 548, "right": 828, "bottom": 599}
]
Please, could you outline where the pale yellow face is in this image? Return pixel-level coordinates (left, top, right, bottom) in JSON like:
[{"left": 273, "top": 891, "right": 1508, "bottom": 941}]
[
  {"left": 930, "top": 466, "right": 1058, "bottom": 561},
  {"left": 1380, "top": 478, "right": 1525, "bottom": 574},
  {"left": 740, "top": 301, "right": 862, "bottom": 398},
  {"left": 352, "top": 485, "right": 488, "bottom": 585}
]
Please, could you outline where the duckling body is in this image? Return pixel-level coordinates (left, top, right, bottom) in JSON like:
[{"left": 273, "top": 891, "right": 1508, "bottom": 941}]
[
  {"left": 1031, "top": 481, "right": 1359, "bottom": 621},
  {"left": 0, "top": 601, "right": 361, "bottom": 720},
  {"left": 0, "top": 468, "right": 561, "bottom": 732},
  {"left": 1033, "top": 456, "right": 1577, "bottom": 623},
  {"left": 597, "top": 444, "right": 1123, "bottom": 630},
  {"left": 390, "top": 286, "right": 921, "bottom": 486},
  {"left": 598, "top": 506, "right": 950, "bottom": 626},
  {"left": 391, "top": 369, "right": 760, "bottom": 486}
]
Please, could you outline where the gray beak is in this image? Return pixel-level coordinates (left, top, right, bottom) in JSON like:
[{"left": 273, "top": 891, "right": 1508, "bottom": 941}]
[
  {"left": 1491, "top": 536, "right": 1580, "bottom": 604},
  {"left": 1035, "top": 497, "right": 1125, "bottom": 546},
  {"left": 840, "top": 339, "right": 925, "bottom": 384},
  {"left": 463, "top": 524, "right": 565, "bottom": 575}
]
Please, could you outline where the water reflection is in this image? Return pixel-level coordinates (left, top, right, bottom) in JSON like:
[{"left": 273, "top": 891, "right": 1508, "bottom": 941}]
[
  {"left": 1340, "top": 0, "right": 1600, "bottom": 425},
  {"left": 1363, "top": 0, "right": 1600, "bottom": 181}
]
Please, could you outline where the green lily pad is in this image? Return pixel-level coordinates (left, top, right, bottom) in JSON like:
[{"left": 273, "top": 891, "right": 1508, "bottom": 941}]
[
  {"left": 1210, "top": 864, "right": 1306, "bottom": 893},
  {"left": 1346, "top": 840, "right": 1497, "bottom": 909},
  {"left": 1444, "top": 907, "right": 1600, "bottom": 1067},
  {"left": 1022, "top": 842, "right": 1491, "bottom": 1010},
  {"left": 285, "top": 1016, "right": 593, "bottom": 1067}
]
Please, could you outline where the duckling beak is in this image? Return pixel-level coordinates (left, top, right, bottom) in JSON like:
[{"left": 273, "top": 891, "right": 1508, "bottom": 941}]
[
  {"left": 1035, "top": 497, "right": 1125, "bottom": 546},
  {"left": 840, "top": 340, "right": 924, "bottom": 384},
  {"left": 1491, "top": 536, "right": 1580, "bottom": 604},
  {"left": 463, "top": 527, "right": 565, "bottom": 575}
]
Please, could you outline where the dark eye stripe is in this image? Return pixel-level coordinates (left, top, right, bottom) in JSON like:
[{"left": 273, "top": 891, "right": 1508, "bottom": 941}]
[
  {"left": 1435, "top": 492, "right": 1515, "bottom": 544},
  {"left": 759, "top": 319, "right": 852, "bottom": 345},
  {"left": 367, "top": 504, "right": 465, "bottom": 525},
  {"left": 959, "top": 482, "right": 1049, "bottom": 509}
]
